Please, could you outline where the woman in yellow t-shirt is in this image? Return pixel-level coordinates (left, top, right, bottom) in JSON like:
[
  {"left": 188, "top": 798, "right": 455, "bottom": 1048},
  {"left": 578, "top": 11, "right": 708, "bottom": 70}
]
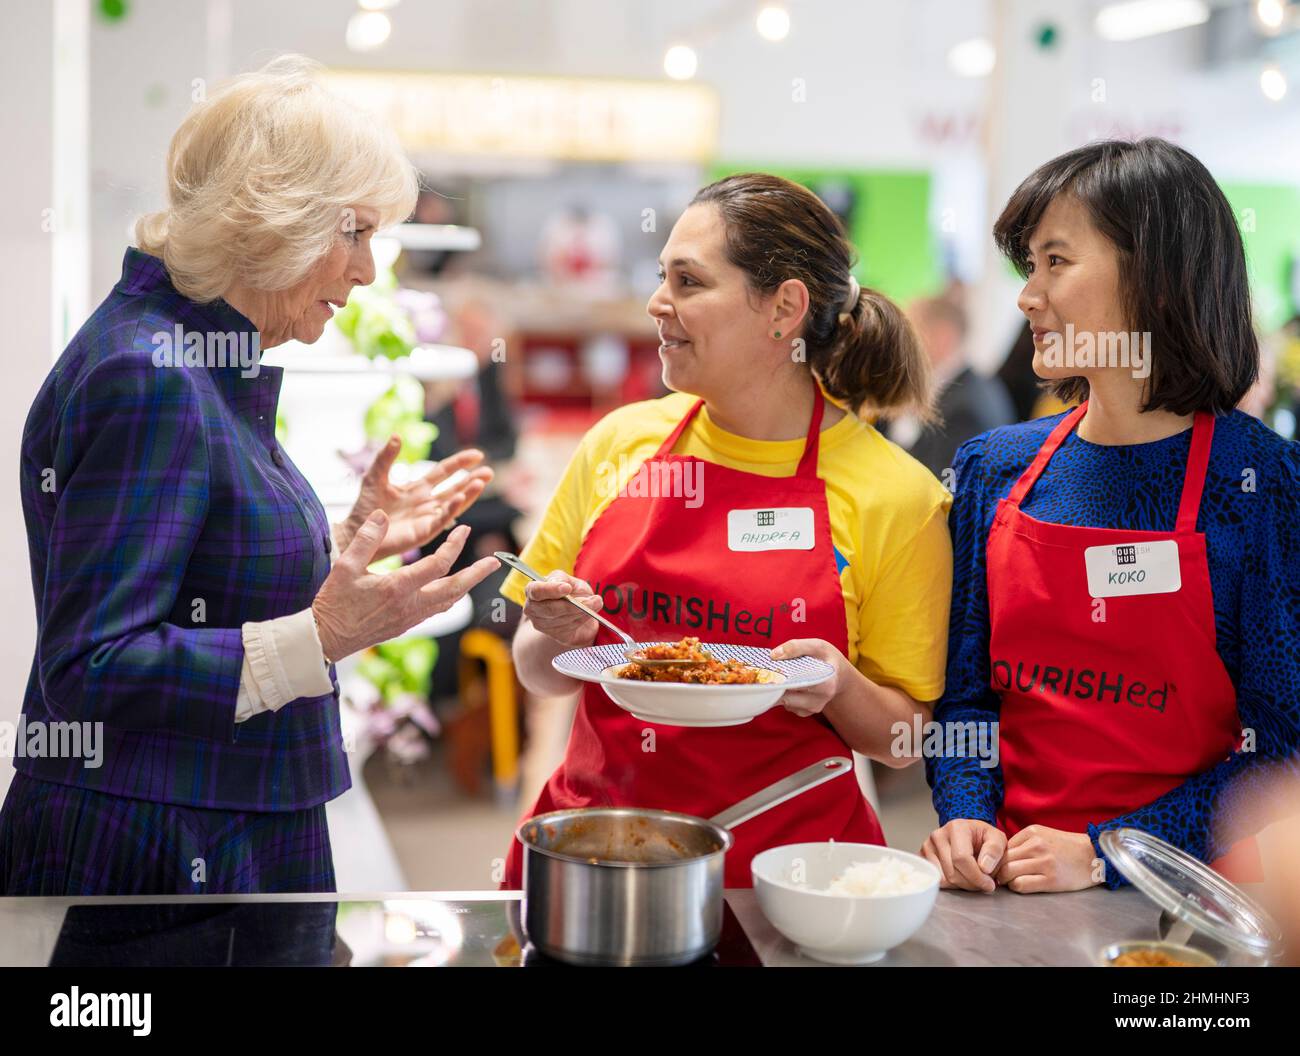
[{"left": 501, "top": 173, "right": 953, "bottom": 888}]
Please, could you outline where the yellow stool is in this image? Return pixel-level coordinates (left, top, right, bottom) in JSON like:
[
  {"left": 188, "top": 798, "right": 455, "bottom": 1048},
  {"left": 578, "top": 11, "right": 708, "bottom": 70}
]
[{"left": 458, "top": 628, "right": 520, "bottom": 801}]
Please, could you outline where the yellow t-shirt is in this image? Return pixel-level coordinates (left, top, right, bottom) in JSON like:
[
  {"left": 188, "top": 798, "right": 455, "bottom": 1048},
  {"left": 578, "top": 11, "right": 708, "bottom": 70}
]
[{"left": 501, "top": 392, "right": 953, "bottom": 701}]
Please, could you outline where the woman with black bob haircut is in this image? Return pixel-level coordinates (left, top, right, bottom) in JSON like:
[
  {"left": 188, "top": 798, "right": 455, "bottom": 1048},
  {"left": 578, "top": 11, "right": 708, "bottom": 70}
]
[{"left": 922, "top": 137, "right": 1300, "bottom": 894}]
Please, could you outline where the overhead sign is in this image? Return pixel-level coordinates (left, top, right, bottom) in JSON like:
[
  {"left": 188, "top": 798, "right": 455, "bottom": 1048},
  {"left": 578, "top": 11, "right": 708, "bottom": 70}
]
[{"left": 324, "top": 70, "right": 720, "bottom": 163}]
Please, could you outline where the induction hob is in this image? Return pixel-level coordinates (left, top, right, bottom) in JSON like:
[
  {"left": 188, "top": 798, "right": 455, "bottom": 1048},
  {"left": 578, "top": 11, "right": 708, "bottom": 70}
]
[{"left": 35, "top": 894, "right": 762, "bottom": 968}]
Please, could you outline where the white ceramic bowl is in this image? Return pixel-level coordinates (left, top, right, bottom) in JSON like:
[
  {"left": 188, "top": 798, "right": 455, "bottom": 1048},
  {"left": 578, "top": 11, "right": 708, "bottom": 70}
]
[
  {"left": 751, "top": 842, "right": 940, "bottom": 965},
  {"left": 597, "top": 668, "right": 787, "bottom": 727},
  {"left": 551, "top": 643, "right": 834, "bottom": 727}
]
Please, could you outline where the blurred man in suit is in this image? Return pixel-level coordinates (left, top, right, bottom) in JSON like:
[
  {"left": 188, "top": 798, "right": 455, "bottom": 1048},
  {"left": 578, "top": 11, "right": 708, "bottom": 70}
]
[{"left": 896, "top": 292, "right": 1015, "bottom": 480}]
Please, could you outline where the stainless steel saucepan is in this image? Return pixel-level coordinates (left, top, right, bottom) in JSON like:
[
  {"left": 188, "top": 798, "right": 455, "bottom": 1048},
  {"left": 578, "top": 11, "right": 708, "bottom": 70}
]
[{"left": 515, "top": 756, "right": 853, "bottom": 966}]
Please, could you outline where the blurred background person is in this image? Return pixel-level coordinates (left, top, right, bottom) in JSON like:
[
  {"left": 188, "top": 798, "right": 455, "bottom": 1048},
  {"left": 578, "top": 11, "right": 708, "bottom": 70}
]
[{"left": 894, "top": 286, "right": 1014, "bottom": 478}]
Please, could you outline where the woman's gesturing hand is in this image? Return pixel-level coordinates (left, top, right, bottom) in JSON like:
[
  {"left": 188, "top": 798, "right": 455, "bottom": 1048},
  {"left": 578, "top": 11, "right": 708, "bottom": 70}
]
[
  {"left": 312, "top": 511, "right": 499, "bottom": 662},
  {"left": 337, "top": 441, "right": 494, "bottom": 562},
  {"left": 920, "top": 819, "right": 1008, "bottom": 893},
  {"left": 522, "top": 571, "right": 604, "bottom": 649}
]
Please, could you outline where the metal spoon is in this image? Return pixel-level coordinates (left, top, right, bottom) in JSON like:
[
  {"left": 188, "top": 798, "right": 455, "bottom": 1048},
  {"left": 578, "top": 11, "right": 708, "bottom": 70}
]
[{"left": 493, "top": 552, "right": 707, "bottom": 669}]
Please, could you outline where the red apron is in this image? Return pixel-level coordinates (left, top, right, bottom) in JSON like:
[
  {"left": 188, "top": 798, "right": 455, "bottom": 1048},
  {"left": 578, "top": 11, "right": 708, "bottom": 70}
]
[
  {"left": 505, "top": 396, "right": 884, "bottom": 888},
  {"left": 987, "top": 401, "right": 1259, "bottom": 880}
]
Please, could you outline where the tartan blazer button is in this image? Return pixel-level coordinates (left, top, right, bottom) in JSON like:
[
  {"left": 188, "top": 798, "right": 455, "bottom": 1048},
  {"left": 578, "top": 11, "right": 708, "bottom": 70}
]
[
  {"left": 270, "top": 447, "right": 286, "bottom": 468},
  {"left": 322, "top": 532, "right": 331, "bottom": 556}
]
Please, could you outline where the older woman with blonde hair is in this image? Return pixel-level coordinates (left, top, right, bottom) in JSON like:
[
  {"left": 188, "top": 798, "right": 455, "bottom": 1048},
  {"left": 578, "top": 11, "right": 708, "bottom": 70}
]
[{"left": 0, "top": 56, "right": 499, "bottom": 895}]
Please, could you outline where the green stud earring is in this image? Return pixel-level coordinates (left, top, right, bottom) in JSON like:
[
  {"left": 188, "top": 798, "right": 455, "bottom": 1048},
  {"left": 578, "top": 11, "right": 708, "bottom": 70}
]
[{"left": 774, "top": 330, "right": 782, "bottom": 339}]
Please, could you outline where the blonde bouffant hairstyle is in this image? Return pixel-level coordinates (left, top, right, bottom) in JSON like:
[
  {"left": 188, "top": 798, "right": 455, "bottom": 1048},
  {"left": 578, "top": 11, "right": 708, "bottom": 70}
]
[{"left": 136, "top": 55, "right": 419, "bottom": 303}]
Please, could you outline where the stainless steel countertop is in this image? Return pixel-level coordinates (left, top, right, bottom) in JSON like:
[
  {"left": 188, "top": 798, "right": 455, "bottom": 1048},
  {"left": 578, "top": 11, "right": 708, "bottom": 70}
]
[
  {"left": 0, "top": 885, "right": 1163, "bottom": 967},
  {"left": 726, "top": 885, "right": 1158, "bottom": 966}
]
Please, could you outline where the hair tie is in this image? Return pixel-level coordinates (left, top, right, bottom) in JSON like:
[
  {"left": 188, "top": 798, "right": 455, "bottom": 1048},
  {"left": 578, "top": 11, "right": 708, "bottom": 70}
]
[{"left": 841, "top": 275, "right": 860, "bottom": 316}]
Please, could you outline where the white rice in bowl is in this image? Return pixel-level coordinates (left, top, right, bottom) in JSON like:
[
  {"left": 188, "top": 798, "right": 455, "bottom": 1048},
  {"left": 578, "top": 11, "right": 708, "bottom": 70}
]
[{"left": 823, "top": 857, "right": 932, "bottom": 896}]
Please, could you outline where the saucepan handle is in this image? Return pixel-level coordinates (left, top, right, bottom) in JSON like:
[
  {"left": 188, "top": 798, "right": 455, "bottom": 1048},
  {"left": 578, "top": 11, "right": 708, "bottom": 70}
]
[{"left": 709, "top": 756, "right": 854, "bottom": 831}]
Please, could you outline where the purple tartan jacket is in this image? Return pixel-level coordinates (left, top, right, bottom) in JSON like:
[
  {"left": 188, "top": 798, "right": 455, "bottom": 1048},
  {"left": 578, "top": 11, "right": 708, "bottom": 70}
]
[{"left": 17, "top": 248, "right": 351, "bottom": 811}]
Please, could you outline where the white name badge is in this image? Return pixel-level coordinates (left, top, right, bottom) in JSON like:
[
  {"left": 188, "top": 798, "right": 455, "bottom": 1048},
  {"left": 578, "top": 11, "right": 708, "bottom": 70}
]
[
  {"left": 727, "top": 507, "right": 815, "bottom": 552},
  {"left": 1084, "top": 539, "right": 1182, "bottom": 598}
]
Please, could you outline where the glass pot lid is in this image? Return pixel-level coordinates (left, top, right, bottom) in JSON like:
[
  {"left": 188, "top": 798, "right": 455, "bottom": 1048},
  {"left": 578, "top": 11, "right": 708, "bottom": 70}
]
[{"left": 1099, "top": 828, "right": 1281, "bottom": 959}]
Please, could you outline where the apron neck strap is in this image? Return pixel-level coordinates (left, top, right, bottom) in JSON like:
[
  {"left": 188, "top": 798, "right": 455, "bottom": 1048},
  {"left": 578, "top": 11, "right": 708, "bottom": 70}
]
[
  {"left": 795, "top": 394, "right": 826, "bottom": 478},
  {"left": 653, "top": 397, "right": 707, "bottom": 458},
  {"left": 654, "top": 394, "right": 825, "bottom": 479},
  {"left": 1007, "top": 400, "right": 1216, "bottom": 533},
  {"left": 1006, "top": 402, "right": 1088, "bottom": 507},
  {"left": 1174, "top": 411, "right": 1216, "bottom": 533}
]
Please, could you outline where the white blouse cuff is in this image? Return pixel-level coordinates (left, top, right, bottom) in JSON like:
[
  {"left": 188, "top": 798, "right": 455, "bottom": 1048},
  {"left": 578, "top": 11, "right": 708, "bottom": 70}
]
[{"left": 238, "top": 608, "right": 334, "bottom": 720}]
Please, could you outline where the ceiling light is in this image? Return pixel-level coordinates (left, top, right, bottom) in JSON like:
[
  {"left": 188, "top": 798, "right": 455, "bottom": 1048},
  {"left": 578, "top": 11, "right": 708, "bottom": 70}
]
[
  {"left": 1095, "top": 0, "right": 1210, "bottom": 42},
  {"left": 664, "top": 44, "right": 698, "bottom": 80},
  {"left": 948, "top": 38, "right": 996, "bottom": 77},
  {"left": 1261, "top": 64, "right": 1288, "bottom": 100},
  {"left": 346, "top": 10, "right": 391, "bottom": 52},
  {"left": 1255, "top": 0, "right": 1287, "bottom": 32},
  {"left": 756, "top": 6, "right": 791, "bottom": 42}
]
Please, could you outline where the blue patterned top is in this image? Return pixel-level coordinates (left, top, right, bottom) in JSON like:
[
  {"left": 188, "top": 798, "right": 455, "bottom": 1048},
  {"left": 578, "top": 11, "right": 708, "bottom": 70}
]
[{"left": 926, "top": 408, "right": 1300, "bottom": 888}]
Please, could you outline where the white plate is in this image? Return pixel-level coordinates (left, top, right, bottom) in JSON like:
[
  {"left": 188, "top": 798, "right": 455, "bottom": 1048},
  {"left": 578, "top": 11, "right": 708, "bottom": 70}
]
[{"left": 551, "top": 642, "right": 835, "bottom": 727}]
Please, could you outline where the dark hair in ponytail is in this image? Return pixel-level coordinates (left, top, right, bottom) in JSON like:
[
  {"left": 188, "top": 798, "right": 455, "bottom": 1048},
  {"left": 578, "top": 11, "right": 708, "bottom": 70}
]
[{"left": 690, "top": 172, "right": 932, "bottom": 420}]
